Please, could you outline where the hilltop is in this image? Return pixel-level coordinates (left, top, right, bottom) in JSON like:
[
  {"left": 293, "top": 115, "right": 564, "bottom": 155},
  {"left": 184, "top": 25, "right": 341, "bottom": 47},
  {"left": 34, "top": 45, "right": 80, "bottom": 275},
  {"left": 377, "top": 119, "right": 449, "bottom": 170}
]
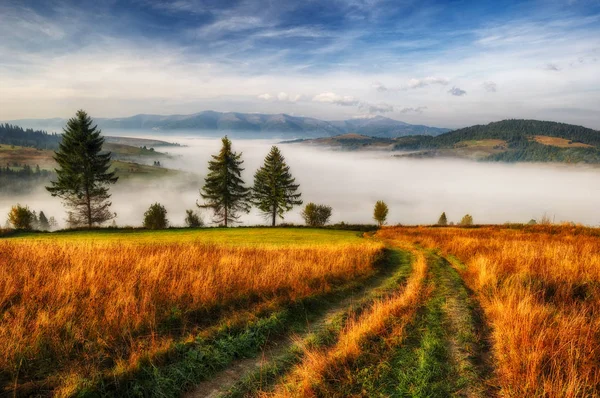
[
  {"left": 288, "top": 119, "right": 600, "bottom": 163},
  {"left": 3, "top": 113, "right": 450, "bottom": 139}
]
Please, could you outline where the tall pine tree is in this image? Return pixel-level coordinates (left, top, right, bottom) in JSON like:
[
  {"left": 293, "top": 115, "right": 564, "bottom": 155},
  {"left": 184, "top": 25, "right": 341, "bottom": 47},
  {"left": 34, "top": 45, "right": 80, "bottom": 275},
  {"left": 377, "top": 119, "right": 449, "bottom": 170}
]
[
  {"left": 252, "top": 146, "right": 302, "bottom": 226},
  {"left": 46, "top": 110, "right": 118, "bottom": 228},
  {"left": 198, "top": 136, "right": 250, "bottom": 226}
]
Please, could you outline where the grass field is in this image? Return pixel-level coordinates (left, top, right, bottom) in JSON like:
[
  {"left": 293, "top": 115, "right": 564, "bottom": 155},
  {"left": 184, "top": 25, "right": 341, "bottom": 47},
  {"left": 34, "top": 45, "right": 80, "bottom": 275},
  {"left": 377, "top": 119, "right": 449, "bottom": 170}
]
[
  {"left": 0, "top": 228, "right": 384, "bottom": 396},
  {"left": 2, "top": 225, "right": 599, "bottom": 397}
]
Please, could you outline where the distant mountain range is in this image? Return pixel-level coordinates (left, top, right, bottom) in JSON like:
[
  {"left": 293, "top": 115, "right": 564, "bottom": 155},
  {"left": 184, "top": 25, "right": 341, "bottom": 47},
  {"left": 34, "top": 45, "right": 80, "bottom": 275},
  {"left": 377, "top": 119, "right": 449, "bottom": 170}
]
[{"left": 4, "top": 111, "right": 450, "bottom": 138}]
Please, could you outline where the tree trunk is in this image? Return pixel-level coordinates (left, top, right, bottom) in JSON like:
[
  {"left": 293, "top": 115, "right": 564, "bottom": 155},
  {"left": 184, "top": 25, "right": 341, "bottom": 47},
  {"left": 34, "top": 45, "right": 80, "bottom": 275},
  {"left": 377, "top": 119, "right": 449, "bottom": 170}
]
[
  {"left": 85, "top": 186, "right": 92, "bottom": 229},
  {"left": 224, "top": 206, "right": 228, "bottom": 227},
  {"left": 272, "top": 205, "right": 276, "bottom": 227}
]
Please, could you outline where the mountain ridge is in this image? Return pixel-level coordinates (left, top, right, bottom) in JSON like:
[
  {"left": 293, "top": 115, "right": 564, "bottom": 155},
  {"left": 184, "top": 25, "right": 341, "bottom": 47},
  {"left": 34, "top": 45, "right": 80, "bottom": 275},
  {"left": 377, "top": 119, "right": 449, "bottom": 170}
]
[{"left": 3, "top": 111, "right": 450, "bottom": 139}]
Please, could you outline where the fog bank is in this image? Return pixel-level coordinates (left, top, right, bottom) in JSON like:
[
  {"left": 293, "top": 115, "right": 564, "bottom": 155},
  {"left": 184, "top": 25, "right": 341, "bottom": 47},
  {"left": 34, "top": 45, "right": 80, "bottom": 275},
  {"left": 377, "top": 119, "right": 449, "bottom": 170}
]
[{"left": 3, "top": 134, "right": 600, "bottom": 228}]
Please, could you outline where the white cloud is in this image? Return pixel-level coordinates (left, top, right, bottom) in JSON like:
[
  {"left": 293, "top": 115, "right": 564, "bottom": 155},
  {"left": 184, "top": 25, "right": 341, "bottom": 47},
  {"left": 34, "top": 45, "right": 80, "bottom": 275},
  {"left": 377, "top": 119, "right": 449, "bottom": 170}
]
[
  {"left": 544, "top": 63, "right": 561, "bottom": 71},
  {"left": 257, "top": 93, "right": 273, "bottom": 100},
  {"left": 483, "top": 81, "right": 497, "bottom": 92},
  {"left": 359, "top": 102, "right": 394, "bottom": 114},
  {"left": 312, "top": 92, "right": 359, "bottom": 106},
  {"left": 448, "top": 87, "right": 467, "bottom": 96},
  {"left": 400, "top": 106, "right": 427, "bottom": 114},
  {"left": 406, "top": 76, "right": 449, "bottom": 89}
]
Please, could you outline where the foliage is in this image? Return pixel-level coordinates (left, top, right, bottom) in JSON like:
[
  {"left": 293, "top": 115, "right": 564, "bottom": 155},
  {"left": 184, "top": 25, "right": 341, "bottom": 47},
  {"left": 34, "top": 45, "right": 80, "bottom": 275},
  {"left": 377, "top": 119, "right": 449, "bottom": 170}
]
[
  {"left": 373, "top": 200, "right": 389, "bottom": 226},
  {"left": 251, "top": 146, "right": 302, "bottom": 226},
  {"left": 143, "top": 203, "right": 169, "bottom": 229},
  {"left": 38, "top": 211, "right": 50, "bottom": 230},
  {"left": 184, "top": 209, "right": 203, "bottom": 228},
  {"left": 46, "top": 110, "right": 118, "bottom": 228},
  {"left": 0, "top": 164, "right": 54, "bottom": 194},
  {"left": 7, "top": 204, "right": 34, "bottom": 230},
  {"left": 198, "top": 136, "right": 250, "bottom": 226},
  {"left": 301, "top": 202, "right": 333, "bottom": 227},
  {"left": 459, "top": 214, "right": 473, "bottom": 226},
  {"left": 0, "top": 123, "right": 60, "bottom": 149},
  {"left": 437, "top": 212, "right": 448, "bottom": 226}
]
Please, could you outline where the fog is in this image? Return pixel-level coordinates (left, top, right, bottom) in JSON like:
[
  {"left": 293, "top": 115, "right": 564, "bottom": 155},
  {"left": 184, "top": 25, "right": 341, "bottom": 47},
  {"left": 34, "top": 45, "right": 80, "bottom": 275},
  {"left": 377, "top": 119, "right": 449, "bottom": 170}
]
[{"left": 3, "top": 132, "right": 600, "bottom": 228}]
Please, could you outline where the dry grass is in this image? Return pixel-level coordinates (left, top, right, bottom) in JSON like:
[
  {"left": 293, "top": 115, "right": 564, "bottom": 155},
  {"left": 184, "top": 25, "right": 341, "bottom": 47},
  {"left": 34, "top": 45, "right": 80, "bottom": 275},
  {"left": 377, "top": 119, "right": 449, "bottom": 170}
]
[
  {"left": 264, "top": 239, "right": 428, "bottom": 397},
  {"left": 533, "top": 135, "right": 593, "bottom": 148},
  {"left": 383, "top": 225, "right": 600, "bottom": 397},
  {"left": 0, "top": 231, "right": 383, "bottom": 395}
]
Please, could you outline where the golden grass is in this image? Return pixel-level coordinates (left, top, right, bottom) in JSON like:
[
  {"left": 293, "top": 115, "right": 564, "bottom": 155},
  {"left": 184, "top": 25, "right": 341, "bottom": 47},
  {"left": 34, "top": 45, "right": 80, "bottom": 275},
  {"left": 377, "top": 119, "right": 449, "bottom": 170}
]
[
  {"left": 533, "top": 135, "right": 593, "bottom": 148},
  {"left": 265, "top": 238, "right": 428, "bottom": 397},
  {"left": 383, "top": 225, "right": 600, "bottom": 397},
  {"left": 0, "top": 231, "right": 383, "bottom": 395}
]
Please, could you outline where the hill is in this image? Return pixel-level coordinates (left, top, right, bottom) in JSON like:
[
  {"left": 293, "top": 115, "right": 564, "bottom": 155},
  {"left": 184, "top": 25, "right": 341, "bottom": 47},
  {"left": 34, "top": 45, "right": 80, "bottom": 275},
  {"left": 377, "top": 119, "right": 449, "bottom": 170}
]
[
  {"left": 4, "top": 113, "right": 450, "bottom": 139},
  {"left": 291, "top": 119, "right": 600, "bottom": 164}
]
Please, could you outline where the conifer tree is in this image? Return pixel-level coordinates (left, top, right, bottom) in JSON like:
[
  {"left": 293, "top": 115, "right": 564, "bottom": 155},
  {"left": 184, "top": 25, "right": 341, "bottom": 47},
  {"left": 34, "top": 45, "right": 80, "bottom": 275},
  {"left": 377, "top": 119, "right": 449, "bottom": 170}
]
[
  {"left": 198, "top": 137, "right": 250, "bottom": 226},
  {"left": 373, "top": 200, "right": 389, "bottom": 226},
  {"left": 46, "top": 110, "right": 118, "bottom": 228},
  {"left": 437, "top": 212, "right": 448, "bottom": 226},
  {"left": 38, "top": 211, "right": 50, "bottom": 231},
  {"left": 252, "top": 146, "right": 302, "bottom": 226}
]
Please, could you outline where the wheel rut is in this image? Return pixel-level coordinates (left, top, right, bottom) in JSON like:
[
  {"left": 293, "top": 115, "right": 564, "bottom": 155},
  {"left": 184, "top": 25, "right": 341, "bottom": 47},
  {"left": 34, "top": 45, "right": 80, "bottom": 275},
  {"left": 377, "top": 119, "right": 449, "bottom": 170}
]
[{"left": 183, "top": 248, "right": 412, "bottom": 398}]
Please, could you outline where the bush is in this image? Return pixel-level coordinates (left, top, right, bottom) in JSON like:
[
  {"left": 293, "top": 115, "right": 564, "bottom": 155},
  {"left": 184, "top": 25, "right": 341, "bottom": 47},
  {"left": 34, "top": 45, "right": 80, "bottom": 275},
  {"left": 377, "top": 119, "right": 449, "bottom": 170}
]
[
  {"left": 8, "top": 204, "right": 34, "bottom": 230},
  {"left": 143, "top": 203, "right": 168, "bottom": 229},
  {"left": 301, "top": 202, "right": 332, "bottom": 227},
  {"left": 184, "top": 210, "right": 203, "bottom": 228},
  {"left": 459, "top": 214, "right": 473, "bottom": 226}
]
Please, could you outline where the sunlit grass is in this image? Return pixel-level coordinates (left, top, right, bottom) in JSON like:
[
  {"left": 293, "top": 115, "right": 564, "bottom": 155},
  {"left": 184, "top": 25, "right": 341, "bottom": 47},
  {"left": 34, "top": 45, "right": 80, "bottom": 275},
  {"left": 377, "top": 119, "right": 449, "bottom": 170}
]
[
  {"left": 0, "top": 228, "right": 383, "bottom": 396},
  {"left": 384, "top": 225, "right": 600, "bottom": 397}
]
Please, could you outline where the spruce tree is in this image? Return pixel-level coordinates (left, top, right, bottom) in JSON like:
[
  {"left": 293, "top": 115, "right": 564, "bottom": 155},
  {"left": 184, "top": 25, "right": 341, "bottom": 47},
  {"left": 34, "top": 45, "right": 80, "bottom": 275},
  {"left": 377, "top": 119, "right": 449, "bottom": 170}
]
[
  {"left": 198, "top": 137, "right": 250, "bottom": 226},
  {"left": 252, "top": 146, "right": 302, "bottom": 226},
  {"left": 46, "top": 110, "right": 118, "bottom": 228},
  {"left": 38, "top": 211, "right": 50, "bottom": 231},
  {"left": 437, "top": 212, "right": 448, "bottom": 226}
]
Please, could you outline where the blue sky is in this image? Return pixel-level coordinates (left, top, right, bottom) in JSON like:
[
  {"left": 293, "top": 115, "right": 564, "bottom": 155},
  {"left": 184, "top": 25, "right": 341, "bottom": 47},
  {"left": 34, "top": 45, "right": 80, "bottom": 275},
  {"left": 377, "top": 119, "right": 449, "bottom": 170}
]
[{"left": 1, "top": 0, "right": 599, "bottom": 128}]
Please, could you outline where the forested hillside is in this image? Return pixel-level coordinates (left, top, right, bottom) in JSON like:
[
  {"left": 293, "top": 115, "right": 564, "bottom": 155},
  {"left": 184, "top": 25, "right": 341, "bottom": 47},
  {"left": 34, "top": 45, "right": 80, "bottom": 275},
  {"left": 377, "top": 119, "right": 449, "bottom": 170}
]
[{"left": 0, "top": 124, "right": 60, "bottom": 149}]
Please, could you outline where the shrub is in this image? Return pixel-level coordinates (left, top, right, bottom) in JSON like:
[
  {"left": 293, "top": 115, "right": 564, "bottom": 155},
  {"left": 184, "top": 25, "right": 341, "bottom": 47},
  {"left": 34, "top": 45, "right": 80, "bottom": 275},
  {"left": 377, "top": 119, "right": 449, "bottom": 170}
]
[
  {"left": 301, "top": 202, "right": 332, "bottom": 227},
  {"left": 143, "top": 203, "right": 168, "bottom": 229},
  {"left": 184, "top": 209, "right": 203, "bottom": 228},
  {"left": 373, "top": 200, "right": 389, "bottom": 226},
  {"left": 7, "top": 204, "right": 34, "bottom": 230},
  {"left": 459, "top": 214, "right": 473, "bottom": 226}
]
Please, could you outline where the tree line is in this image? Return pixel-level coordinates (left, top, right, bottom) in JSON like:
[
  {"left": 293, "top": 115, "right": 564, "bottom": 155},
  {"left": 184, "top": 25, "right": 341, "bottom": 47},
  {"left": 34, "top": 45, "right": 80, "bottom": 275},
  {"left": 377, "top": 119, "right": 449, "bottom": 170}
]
[
  {"left": 3, "top": 111, "right": 476, "bottom": 230},
  {"left": 0, "top": 124, "right": 60, "bottom": 149}
]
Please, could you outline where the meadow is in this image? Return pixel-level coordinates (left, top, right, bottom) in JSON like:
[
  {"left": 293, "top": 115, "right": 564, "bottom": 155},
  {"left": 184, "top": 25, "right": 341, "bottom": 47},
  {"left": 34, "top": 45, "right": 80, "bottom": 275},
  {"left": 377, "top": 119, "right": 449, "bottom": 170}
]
[
  {"left": 2, "top": 225, "right": 600, "bottom": 397},
  {"left": 0, "top": 228, "right": 384, "bottom": 396}
]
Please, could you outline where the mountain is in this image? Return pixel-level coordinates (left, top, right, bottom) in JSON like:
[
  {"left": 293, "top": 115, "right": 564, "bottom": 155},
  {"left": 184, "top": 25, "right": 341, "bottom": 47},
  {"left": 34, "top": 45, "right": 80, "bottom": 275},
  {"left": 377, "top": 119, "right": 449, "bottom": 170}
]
[
  {"left": 290, "top": 119, "right": 600, "bottom": 164},
  {"left": 4, "top": 112, "right": 449, "bottom": 139}
]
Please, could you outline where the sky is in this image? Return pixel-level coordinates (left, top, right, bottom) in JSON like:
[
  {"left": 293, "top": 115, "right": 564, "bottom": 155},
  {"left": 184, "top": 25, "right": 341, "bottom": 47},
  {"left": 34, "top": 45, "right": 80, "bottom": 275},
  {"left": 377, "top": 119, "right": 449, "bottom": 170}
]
[{"left": 1, "top": 0, "right": 600, "bottom": 129}]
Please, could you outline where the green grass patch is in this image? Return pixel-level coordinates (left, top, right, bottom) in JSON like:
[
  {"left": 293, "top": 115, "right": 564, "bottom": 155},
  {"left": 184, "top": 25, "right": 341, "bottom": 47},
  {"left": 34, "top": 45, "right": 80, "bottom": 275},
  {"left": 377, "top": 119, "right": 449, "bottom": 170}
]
[{"left": 6, "top": 227, "right": 369, "bottom": 247}]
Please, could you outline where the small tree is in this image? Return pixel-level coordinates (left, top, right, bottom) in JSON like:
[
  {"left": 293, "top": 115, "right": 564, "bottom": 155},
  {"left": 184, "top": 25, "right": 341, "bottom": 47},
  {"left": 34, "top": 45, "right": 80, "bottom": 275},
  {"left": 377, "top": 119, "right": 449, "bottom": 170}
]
[
  {"left": 185, "top": 209, "right": 203, "bottom": 228},
  {"left": 8, "top": 205, "right": 34, "bottom": 230},
  {"left": 143, "top": 203, "right": 168, "bottom": 229},
  {"left": 48, "top": 216, "right": 58, "bottom": 230},
  {"left": 198, "top": 137, "right": 250, "bottom": 226},
  {"left": 252, "top": 146, "right": 302, "bottom": 226},
  {"left": 437, "top": 212, "right": 448, "bottom": 226},
  {"left": 373, "top": 200, "right": 389, "bottom": 226},
  {"left": 459, "top": 214, "right": 473, "bottom": 226},
  {"left": 301, "top": 203, "right": 332, "bottom": 227},
  {"left": 38, "top": 211, "right": 50, "bottom": 231}
]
